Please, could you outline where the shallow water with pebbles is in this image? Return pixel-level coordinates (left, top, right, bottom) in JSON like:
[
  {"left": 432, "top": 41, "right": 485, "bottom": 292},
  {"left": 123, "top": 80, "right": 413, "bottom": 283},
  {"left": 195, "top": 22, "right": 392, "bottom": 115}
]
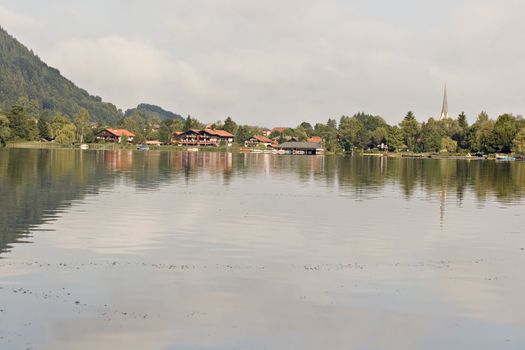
[{"left": 1, "top": 149, "right": 524, "bottom": 349}]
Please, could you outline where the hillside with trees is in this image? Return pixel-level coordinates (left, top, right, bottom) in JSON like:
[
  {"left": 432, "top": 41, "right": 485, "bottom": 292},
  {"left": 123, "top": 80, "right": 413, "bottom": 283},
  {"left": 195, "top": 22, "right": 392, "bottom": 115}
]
[
  {"left": 0, "top": 26, "right": 121, "bottom": 124},
  {"left": 125, "top": 103, "right": 183, "bottom": 121}
]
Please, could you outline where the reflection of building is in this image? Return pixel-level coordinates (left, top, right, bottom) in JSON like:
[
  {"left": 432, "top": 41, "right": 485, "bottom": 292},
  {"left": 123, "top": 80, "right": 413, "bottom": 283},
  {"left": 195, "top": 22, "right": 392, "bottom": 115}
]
[
  {"left": 276, "top": 142, "right": 324, "bottom": 155},
  {"left": 171, "top": 129, "right": 234, "bottom": 146},
  {"left": 96, "top": 128, "right": 135, "bottom": 143},
  {"left": 245, "top": 135, "right": 275, "bottom": 148},
  {"left": 101, "top": 150, "right": 134, "bottom": 171}
]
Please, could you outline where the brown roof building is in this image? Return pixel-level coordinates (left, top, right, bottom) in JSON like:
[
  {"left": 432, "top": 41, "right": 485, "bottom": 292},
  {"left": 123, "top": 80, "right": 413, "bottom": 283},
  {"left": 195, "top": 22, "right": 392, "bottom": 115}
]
[
  {"left": 96, "top": 128, "right": 136, "bottom": 143},
  {"left": 171, "top": 129, "right": 235, "bottom": 147}
]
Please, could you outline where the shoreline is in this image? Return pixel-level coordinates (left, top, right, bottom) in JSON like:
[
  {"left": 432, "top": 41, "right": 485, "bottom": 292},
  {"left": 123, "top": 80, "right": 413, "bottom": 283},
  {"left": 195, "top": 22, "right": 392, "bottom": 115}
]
[{"left": 2, "top": 141, "right": 521, "bottom": 160}]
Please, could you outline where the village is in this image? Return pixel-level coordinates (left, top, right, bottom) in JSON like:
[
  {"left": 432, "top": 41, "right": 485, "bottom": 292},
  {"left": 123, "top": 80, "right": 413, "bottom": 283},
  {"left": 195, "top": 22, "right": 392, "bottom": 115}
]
[{"left": 94, "top": 126, "right": 325, "bottom": 155}]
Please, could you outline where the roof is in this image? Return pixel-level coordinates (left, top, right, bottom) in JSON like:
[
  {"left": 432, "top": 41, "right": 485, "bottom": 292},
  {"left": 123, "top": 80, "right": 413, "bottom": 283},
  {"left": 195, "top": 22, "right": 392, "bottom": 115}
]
[
  {"left": 271, "top": 127, "right": 289, "bottom": 133},
  {"left": 175, "top": 129, "right": 235, "bottom": 138},
  {"left": 254, "top": 135, "right": 273, "bottom": 143},
  {"left": 307, "top": 136, "right": 322, "bottom": 143},
  {"left": 105, "top": 128, "right": 135, "bottom": 137},
  {"left": 277, "top": 142, "right": 321, "bottom": 150},
  {"left": 203, "top": 129, "right": 234, "bottom": 137}
]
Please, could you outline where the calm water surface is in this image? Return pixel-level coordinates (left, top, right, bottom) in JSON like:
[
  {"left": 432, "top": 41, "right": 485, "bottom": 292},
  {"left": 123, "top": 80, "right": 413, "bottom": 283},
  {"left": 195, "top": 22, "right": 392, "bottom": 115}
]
[{"left": 1, "top": 149, "right": 524, "bottom": 349}]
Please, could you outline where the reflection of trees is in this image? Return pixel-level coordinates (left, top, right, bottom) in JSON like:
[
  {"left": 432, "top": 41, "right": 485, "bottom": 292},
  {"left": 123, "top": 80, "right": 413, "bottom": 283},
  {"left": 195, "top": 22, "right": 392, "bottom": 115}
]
[
  {"left": 1, "top": 150, "right": 524, "bottom": 255},
  {"left": 0, "top": 149, "right": 117, "bottom": 255}
]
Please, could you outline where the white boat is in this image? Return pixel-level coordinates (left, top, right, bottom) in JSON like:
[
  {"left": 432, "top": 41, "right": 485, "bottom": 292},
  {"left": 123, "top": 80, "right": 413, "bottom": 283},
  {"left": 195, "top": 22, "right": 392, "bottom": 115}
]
[
  {"left": 495, "top": 154, "right": 515, "bottom": 161},
  {"left": 187, "top": 147, "right": 199, "bottom": 152},
  {"left": 80, "top": 144, "right": 89, "bottom": 150}
]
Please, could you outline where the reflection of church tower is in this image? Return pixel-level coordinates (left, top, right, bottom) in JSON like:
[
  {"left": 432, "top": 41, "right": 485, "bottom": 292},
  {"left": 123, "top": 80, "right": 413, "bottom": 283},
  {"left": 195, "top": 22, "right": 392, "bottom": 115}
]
[
  {"left": 439, "top": 187, "right": 446, "bottom": 227},
  {"left": 440, "top": 85, "right": 449, "bottom": 120}
]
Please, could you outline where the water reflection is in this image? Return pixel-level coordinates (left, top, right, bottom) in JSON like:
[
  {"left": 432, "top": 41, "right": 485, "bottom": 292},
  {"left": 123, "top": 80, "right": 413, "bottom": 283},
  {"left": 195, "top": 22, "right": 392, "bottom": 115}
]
[
  {"left": 1, "top": 149, "right": 525, "bottom": 349},
  {"left": 1, "top": 149, "right": 524, "bottom": 255}
]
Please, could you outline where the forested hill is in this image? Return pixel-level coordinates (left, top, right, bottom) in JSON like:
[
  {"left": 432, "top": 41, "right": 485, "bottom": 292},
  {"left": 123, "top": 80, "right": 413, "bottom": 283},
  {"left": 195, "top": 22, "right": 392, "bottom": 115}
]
[
  {"left": 125, "top": 103, "right": 183, "bottom": 121},
  {"left": 0, "top": 26, "right": 121, "bottom": 123}
]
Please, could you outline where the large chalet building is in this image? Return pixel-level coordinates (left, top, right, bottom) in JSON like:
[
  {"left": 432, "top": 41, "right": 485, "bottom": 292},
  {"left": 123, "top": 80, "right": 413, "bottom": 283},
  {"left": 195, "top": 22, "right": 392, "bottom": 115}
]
[{"left": 171, "top": 129, "right": 235, "bottom": 147}]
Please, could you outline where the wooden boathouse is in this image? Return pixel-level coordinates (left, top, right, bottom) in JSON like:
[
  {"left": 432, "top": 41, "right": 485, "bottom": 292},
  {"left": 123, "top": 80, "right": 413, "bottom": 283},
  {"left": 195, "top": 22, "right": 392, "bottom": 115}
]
[{"left": 276, "top": 142, "right": 324, "bottom": 155}]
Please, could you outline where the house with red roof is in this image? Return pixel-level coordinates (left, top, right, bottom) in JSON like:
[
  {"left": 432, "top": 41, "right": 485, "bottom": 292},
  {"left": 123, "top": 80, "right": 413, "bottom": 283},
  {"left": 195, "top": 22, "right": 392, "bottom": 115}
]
[
  {"left": 245, "top": 135, "right": 276, "bottom": 148},
  {"left": 96, "top": 128, "right": 135, "bottom": 143},
  {"left": 171, "top": 129, "right": 235, "bottom": 146},
  {"left": 271, "top": 127, "right": 290, "bottom": 134},
  {"left": 307, "top": 136, "right": 322, "bottom": 144}
]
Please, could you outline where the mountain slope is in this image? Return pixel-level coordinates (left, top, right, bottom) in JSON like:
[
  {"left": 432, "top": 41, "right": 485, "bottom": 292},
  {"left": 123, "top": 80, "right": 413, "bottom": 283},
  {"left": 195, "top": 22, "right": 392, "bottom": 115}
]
[
  {"left": 0, "top": 26, "right": 121, "bottom": 123},
  {"left": 125, "top": 103, "right": 183, "bottom": 121}
]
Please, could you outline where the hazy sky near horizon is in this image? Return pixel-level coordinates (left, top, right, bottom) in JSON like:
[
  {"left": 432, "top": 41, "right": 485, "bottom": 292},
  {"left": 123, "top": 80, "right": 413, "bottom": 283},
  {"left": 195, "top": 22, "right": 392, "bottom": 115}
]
[{"left": 1, "top": 0, "right": 524, "bottom": 126}]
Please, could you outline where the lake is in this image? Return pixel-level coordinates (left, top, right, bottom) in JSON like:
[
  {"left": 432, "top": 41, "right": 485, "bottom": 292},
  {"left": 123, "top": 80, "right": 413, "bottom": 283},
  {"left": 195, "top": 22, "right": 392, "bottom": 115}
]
[{"left": 1, "top": 148, "right": 524, "bottom": 349}]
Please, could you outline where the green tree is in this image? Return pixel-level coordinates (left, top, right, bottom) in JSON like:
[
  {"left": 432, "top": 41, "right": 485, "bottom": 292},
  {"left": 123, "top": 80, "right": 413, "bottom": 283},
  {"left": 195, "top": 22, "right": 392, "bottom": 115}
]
[
  {"left": 294, "top": 127, "right": 308, "bottom": 141},
  {"left": 399, "top": 111, "right": 420, "bottom": 151},
  {"left": 420, "top": 118, "right": 443, "bottom": 152},
  {"left": 386, "top": 126, "right": 403, "bottom": 151},
  {"left": 472, "top": 120, "right": 496, "bottom": 154},
  {"left": 50, "top": 113, "right": 72, "bottom": 139},
  {"left": 8, "top": 103, "right": 39, "bottom": 141},
  {"left": 37, "top": 117, "right": 51, "bottom": 140},
  {"left": 74, "top": 108, "right": 90, "bottom": 143},
  {"left": 0, "top": 113, "right": 12, "bottom": 146},
  {"left": 54, "top": 123, "right": 77, "bottom": 145},
  {"left": 458, "top": 112, "right": 468, "bottom": 129},
  {"left": 493, "top": 114, "right": 517, "bottom": 153},
  {"left": 235, "top": 125, "right": 254, "bottom": 144},
  {"left": 121, "top": 111, "right": 146, "bottom": 134},
  {"left": 182, "top": 115, "right": 202, "bottom": 131},
  {"left": 223, "top": 117, "right": 238, "bottom": 134},
  {"left": 298, "top": 122, "right": 313, "bottom": 135},
  {"left": 456, "top": 112, "right": 469, "bottom": 150},
  {"left": 372, "top": 127, "right": 388, "bottom": 146},
  {"left": 132, "top": 133, "right": 145, "bottom": 144},
  {"left": 512, "top": 127, "right": 525, "bottom": 154},
  {"left": 314, "top": 119, "right": 339, "bottom": 152},
  {"left": 441, "top": 137, "right": 457, "bottom": 153},
  {"left": 171, "top": 118, "right": 185, "bottom": 132},
  {"left": 158, "top": 120, "right": 173, "bottom": 144}
]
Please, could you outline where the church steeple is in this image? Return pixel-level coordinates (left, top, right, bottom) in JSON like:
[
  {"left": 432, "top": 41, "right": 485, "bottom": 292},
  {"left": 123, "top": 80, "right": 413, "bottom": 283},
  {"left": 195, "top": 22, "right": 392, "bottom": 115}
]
[{"left": 440, "top": 85, "right": 449, "bottom": 120}]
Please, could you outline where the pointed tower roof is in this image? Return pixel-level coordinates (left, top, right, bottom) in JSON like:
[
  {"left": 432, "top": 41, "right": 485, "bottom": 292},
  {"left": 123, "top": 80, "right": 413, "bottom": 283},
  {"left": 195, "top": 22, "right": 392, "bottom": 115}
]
[{"left": 440, "top": 85, "right": 449, "bottom": 120}]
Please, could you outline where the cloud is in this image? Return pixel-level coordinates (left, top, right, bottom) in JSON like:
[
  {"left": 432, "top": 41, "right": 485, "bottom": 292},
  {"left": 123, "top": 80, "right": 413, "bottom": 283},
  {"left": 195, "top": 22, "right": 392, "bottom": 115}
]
[
  {"left": 0, "top": 5, "right": 40, "bottom": 33},
  {"left": 30, "top": 1, "right": 525, "bottom": 125},
  {"left": 42, "top": 36, "right": 212, "bottom": 115}
]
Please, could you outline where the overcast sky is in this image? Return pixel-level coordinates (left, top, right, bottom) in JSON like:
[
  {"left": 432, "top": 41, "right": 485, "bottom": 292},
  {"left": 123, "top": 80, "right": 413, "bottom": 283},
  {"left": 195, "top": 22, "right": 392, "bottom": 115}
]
[{"left": 1, "top": 0, "right": 524, "bottom": 126}]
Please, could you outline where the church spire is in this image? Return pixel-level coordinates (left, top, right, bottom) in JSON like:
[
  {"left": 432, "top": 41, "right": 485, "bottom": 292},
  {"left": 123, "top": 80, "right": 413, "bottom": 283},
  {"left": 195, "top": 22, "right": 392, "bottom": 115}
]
[{"left": 440, "top": 85, "right": 449, "bottom": 120}]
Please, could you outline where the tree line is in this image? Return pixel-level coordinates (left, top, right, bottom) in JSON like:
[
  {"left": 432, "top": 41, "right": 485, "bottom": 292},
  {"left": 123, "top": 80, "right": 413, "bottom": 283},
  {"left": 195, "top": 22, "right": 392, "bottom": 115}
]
[{"left": 1, "top": 97, "right": 525, "bottom": 155}]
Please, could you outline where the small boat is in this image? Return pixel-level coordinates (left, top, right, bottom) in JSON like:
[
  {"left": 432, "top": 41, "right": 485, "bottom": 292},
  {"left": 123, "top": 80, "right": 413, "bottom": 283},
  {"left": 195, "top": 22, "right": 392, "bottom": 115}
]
[
  {"left": 137, "top": 144, "right": 150, "bottom": 151},
  {"left": 79, "top": 144, "right": 89, "bottom": 150},
  {"left": 495, "top": 154, "right": 515, "bottom": 161},
  {"left": 187, "top": 147, "right": 199, "bottom": 152}
]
